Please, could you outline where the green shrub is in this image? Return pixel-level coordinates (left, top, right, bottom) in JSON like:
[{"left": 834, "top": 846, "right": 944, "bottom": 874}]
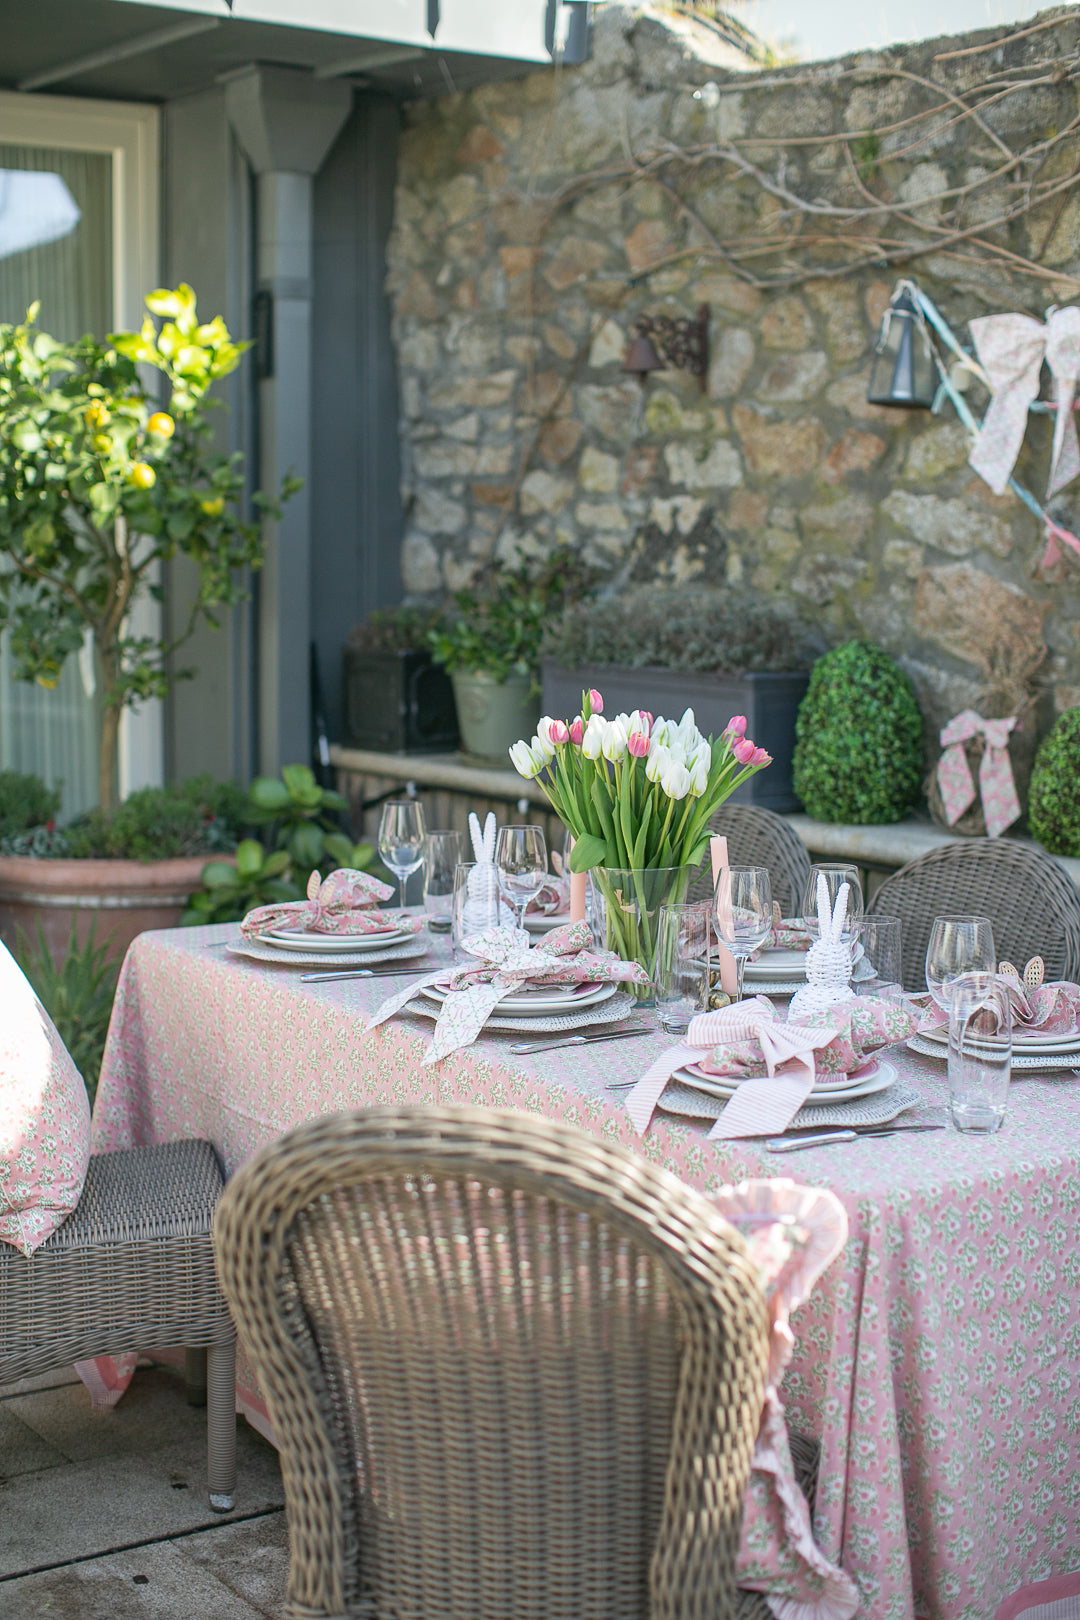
[
  {"left": 431, "top": 548, "right": 594, "bottom": 689},
  {"left": 0, "top": 770, "right": 60, "bottom": 840},
  {"left": 17, "top": 918, "right": 119, "bottom": 1106},
  {"left": 543, "top": 586, "right": 820, "bottom": 674},
  {"left": 793, "top": 641, "right": 923, "bottom": 823},
  {"left": 347, "top": 605, "right": 445, "bottom": 654},
  {"left": 63, "top": 774, "right": 247, "bottom": 862},
  {"left": 1029, "top": 707, "right": 1080, "bottom": 856}
]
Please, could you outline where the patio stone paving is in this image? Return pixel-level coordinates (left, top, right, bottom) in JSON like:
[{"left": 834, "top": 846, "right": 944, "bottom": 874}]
[{"left": 0, "top": 1362, "right": 288, "bottom": 1618}]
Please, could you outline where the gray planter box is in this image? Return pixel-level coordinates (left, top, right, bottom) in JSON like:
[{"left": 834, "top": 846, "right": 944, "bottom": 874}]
[{"left": 540, "top": 660, "right": 808, "bottom": 813}]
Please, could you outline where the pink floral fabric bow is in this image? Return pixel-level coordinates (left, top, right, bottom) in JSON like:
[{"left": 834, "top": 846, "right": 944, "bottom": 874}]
[
  {"left": 366, "top": 920, "right": 651, "bottom": 1064},
  {"left": 625, "top": 999, "right": 839, "bottom": 1140},
  {"left": 525, "top": 876, "right": 570, "bottom": 916},
  {"left": 935, "top": 709, "right": 1021, "bottom": 839},
  {"left": 240, "top": 867, "right": 417, "bottom": 939},
  {"left": 968, "top": 307, "right": 1080, "bottom": 498}
]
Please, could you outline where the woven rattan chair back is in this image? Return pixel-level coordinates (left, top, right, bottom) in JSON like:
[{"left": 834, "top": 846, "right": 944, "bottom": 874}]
[
  {"left": 869, "top": 839, "right": 1080, "bottom": 993},
  {"left": 214, "top": 1106, "right": 770, "bottom": 1620},
  {"left": 687, "top": 805, "right": 811, "bottom": 916}
]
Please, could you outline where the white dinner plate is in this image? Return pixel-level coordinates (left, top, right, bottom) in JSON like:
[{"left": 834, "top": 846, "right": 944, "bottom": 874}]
[
  {"left": 421, "top": 980, "right": 616, "bottom": 1015},
  {"left": 672, "top": 1060, "right": 895, "bottom": 1106},
  {"left": 745, "top": 948, "right": 808, "bottom": 976},
  {"left": 525, "top": 912, "right": 572, "bottom": 934},
  {"left": 918, "top": 1023, "right": 1080, "bottom": 1054},
  {"left": 264, "top": 927, "right": 414, "bottom": 953}
]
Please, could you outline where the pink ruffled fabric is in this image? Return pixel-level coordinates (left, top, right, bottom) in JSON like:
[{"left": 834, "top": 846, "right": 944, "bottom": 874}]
[
  {"left": 240, "top": 867, "right": 419, "bottom": 939},
  {"left": 718, "top": 1179, "right": 859, "bottom": 1620},
  {"left": 915, "top": 979, "right": 1080, "bottom": 1038},
  {"left": 524, "top": 876, "right": 570, "bottom": 916},
  {"left": 699, "top": 996, "right": 919, "bottom": 1080}
]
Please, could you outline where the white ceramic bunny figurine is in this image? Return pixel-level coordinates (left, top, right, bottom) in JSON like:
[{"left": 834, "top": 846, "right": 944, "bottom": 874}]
[
  {"left": 462, "top": 811, "right": 502, "bottom": 934},
  {"left": 788, "top": 873, "right": 857, "bottom": 1020}
]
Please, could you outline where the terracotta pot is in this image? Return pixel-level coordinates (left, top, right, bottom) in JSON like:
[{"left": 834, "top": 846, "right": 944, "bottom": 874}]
[{"left": 0, "top": 854, "right": 212, "bottom": 965}]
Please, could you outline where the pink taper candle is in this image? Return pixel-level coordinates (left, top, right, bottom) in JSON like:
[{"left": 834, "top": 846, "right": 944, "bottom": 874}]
[{"left": 710, "top": 834, "right": 739, "bottom": 995}]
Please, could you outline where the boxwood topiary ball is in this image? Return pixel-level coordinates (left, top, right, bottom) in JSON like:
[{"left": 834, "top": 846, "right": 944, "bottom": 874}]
[
  {"left": 1029, "top": 707, "right": 1080, "bottom": 857},
  {"left": 793, "top": 641, "right": 924, "bottom": 824}
]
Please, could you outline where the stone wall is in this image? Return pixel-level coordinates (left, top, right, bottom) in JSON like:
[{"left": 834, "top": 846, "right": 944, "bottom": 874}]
[{"left": 385, "top": 3, "right": 1080, "bottom": 742}]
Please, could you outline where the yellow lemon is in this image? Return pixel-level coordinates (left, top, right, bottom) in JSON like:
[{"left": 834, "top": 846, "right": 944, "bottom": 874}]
[
  {"left": 129, "top": 462, "right": 156, "bottom": 489},
  {"left": 84, "top": 401, "right": 110, "bottom": 428},
  {"left": 199, "top": 495, "right": 225, "bottom": 517},
  {"left": 92, "top": 432, "right": 112, "bottom": 454},
  {"left": 147, "top": 411, "right": 175, "bottom": 438}
]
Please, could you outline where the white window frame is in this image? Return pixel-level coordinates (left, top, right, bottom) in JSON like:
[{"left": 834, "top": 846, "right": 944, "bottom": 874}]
[{"left": 0, "top": 90, "right": 163, "bottom": 799}]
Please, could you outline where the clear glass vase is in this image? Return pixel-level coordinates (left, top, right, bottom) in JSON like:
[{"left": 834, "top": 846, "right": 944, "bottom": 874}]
[{"left": 588, "top": 866, "right": 693, "bottom": 1005}]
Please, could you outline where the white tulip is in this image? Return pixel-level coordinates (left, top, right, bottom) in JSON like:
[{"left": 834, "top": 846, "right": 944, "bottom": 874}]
[
  {"left": 645, "top": 739, "right": 670, "bottom": 783},
  {"left": 660, "top": 758, "right": 692, "bottom": 800},
  {"left": 602, "top": 717, "right": 628, "bottom": 762},
  {"left": 532, "top": 719, "right": 556, "bottom": 762},
  {"left": 582, "top": 714, "right": 607, "bottom": 760},
  {"left": 509, "top": 739, "right": 542, "bottom": 778},
  {"left": 688, "top": 750, "right": 710, "bottom": 797}
]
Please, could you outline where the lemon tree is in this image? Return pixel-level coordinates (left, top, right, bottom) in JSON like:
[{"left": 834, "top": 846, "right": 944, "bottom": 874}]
[{"left": 0, "top": 285, "right": 299, "bottom": 810}]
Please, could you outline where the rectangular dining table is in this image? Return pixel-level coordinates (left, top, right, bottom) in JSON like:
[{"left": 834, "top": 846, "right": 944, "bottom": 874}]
[{"left": 91, "top": 922, "right": 1080, "bottom": 1620}]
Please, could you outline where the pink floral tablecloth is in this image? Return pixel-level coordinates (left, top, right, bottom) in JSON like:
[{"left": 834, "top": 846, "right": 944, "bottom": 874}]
[{"left": 93, "top": 924, "right": 1080, "bottom": 1620}]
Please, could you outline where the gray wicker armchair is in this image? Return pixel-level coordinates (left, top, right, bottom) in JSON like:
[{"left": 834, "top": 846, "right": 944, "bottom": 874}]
[
  {"left": 214, "top": 1106, "right": 772, "bottom": 1620},
  {"left": 868, "top": 838, "right": 1080, "bottom": 993},
  {"left": 688, "top": 805, "right": 811, "bottom": 915},
  {"left": 0, "top": 1139, "right": 236, "bottom": 1510}
]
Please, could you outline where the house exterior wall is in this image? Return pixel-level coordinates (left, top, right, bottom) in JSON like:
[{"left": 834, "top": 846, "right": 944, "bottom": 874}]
[{"left": 384, "top": 3, "right": 1080, "bottom": 744}]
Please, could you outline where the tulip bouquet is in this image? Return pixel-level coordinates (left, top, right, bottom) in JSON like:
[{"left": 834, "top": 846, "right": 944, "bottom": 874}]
[{"left": 509, "top": 689, "right": 772, "bottom": 990}]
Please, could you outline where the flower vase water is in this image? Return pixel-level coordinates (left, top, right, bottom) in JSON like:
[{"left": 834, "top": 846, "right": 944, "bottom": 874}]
[
  {"left": 510, "top": 689, "right": 773, "bottom": 979},
  {"left": 589, "top": 865, "right": 691, "bottom": 1004}
]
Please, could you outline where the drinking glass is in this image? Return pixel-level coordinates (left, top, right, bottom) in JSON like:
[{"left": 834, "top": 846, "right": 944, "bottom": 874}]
[
  {"left": 495, "top": 824, "right": 548, "bottom": 934},
  {"left": 853, "top": 915, "right": 903, "bottom": 999},
  {"left": 451, "top": 862, "right": 502, "bottom": 960},
  {"left": 802, "top": 863, "right": 863, "bottom": 945},
  {"left": 654, "top": 901, "right": 712, "bottom": 1033},
  {"left": 377, "top": 800, "right": 427, "bottom": 910},
  {"left": 422, "top": 829, "right": 464, "bottom": 932},
  {"left": 714, "top": 866, "right": 773, "bottom": 1002},
  {"left": 925, "top": 915, "right": 995, "bottom": 1011},
  {"left": 947, "top": 970, "right": 1012, "bottom": 1133}
]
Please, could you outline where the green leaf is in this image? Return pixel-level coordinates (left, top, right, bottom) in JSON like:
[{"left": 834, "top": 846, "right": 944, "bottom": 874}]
[
  {"left": 281, "top": 763, "right": 316, "bottom": 799},
  {"left": 322, "top": 832, "right": 354, "bottom": 866},
  {"left": 568, "top": 833, "right": 607, "bottom": 872},
  {"left": 200, "top": 859, "right": 238, "bottom": 889},
  {"left": 289, "top": 820, "right": 324, "bottom": 870},
  {"left": 248, "top": 776, "right": 291, "bottom": 810},
  {"left": 234, "top": 838, "right": 264, "bottom": 879},
  {"left": 262, "top": 849, "right": 291, "bottom": 878}
]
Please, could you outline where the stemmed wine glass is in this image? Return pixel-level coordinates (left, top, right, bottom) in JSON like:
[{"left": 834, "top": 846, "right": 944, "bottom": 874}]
[
  {"left": 494, "top": 825, "right": 548, "bottom": 935},
  {"left": 377, "top": 800, "right": 427, "bottom": 911},
  {"left": 714, "top": 866, "right": 773, "bottom": 1002},
  {"left": 925, "top": 915, "right": 996, "bottom": 1010}
]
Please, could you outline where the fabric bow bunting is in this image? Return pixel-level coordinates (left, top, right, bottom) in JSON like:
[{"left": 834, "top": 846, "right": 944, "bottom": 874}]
[
  {"left": 240, "top": 867, "right": 420, "bottom": 939},
  {"left": 365, "top": 921, "right": 651, "bottom": 1064},
  {"left": 934, "top": 710, "right": 1021, "bottom": 839},
  {"left": 968, "top": 306, "right": 1080, "bottom": 499}
]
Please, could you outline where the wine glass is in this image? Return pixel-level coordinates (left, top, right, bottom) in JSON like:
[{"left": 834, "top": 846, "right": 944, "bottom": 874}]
[
  {"left": 714, "top": 866, "right": 773, "bottom": 1002},
  {"left": 423, "top": 829, "right": 464, "bottom": 931},
  {"left": 803, "top": 864, "right": 863, "bottom": 945},
  {"left": 494, "top": 824, "right": 548, "bottom": 935},
  {"left": 377, "top": 800, "right": 427, "bottom": 910},
  {"left": 925, "top": 915, "right": 996, "bottom": 1011}
]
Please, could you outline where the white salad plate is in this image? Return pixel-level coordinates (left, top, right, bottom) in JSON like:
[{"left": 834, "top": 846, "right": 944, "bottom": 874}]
[
  {"left": 264, "top": 927, "right": 415, "bottom": 953},
  {"left": 908, "top": 1034, "right": 1080, "bottom": 1071},
  {"left": 672, "top": 1059, "right": 895, "bottom": 1106},
  {"left": 744, "top": 948, "right": 809, "bottom": 980},
  {"left": 525, "top": 911, "right": 572, "bottom": 934},
  {"left": 917, "top": 1022, "right": 1080, "bottom": 1054},
  {"left": 421, "top": 980, "right": 616, "bottom": 1015}
]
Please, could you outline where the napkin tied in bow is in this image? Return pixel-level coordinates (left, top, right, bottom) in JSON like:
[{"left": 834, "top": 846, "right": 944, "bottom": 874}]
[
  {"left": 935, "top": 709, "right": 1021, "bottom": 839},
  {"left": 240, "top": 867, "right": 418, "bottom": 939},
  {"left": 365, "top": 921, "right": 651, "bottom": 1064}
]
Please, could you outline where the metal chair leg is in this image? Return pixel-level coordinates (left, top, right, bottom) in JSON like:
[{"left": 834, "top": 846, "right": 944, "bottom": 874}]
[
  {"left": 185, "top": 1346, "right": 208, "bottom": 1406},
  {"left": 206, "top": 1339, "right": 237, "bottom": 1511}
]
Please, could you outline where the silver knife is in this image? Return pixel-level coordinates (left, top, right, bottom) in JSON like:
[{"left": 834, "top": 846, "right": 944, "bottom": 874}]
[
  {"left": 509, "top": 1027, "right": 654, "bottom": 1055},
  {"left": 300, "top": 967, "right": 419, "bottom": 982},
  {"left": 766, "top": 1124, "right": 945, "bottom": 1152}
]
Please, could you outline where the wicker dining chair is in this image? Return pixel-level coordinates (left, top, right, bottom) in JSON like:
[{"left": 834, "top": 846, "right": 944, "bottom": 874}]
[
  {"left": 214, "top": 1105, "right": 772, "bottom": 1620},
  {"left": 0, "top": 1139, "right": 237, "bottom": 1510},
  {"left": 687, "top": 804, "right": 812, "bottom": 916},
  {"left": 868, "top": 838, "right": 1080, "bottom": 993}
]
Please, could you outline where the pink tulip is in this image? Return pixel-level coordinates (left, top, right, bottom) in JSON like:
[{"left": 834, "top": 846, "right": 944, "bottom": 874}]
[
  {"left": 733, "top": 737, "right": 756, "bottom": 765},
  {"left": 627, "top": 730, "right": 649, "bottom": 757},
  {"left": 568, "top": 717, "right": 585, "bottom": 745},
  {"left": 726, "top": 714, "right": 748, "bottom": 738},
  {"left": 640, "top": 710, "right": 654, "bottom": 730},
  {"left": 550, "top": 719, "right": 570, "bottom": 744},
  {"left": 589, "top": 688, "right": 604, "bottom": 714},
  {"left": 751, "top": 746, "right": 771, "bottom": 766}
]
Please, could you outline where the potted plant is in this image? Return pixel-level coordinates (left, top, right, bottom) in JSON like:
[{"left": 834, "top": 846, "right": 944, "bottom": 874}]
[
  {"left": 430, "top": 549, "right": 593, "bottom": 763},
  {"left": 0, "top": 284, "right": 297, "bottom": 955},
  {"left": 343, "top": 606, "right": 458, "bottom": 754},
  {"left": 540, "top": 587, "right": 818, "bottom": 812},
  {"left": 793, "top": 641, "right": 923, "bottom": 824}
]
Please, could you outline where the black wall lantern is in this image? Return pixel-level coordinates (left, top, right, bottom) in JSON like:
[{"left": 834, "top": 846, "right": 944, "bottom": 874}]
[
  {"left": 623, "top": 303, "right": 709, "bottom": 391},
  {"left": 867, "top": 280, "right": 937, "bottom": 408}
]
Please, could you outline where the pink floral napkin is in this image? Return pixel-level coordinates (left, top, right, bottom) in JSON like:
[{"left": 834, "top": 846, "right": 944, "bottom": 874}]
[
  {"left": 626, "top": 995, "right": 919, "bottom": 1140},
  {"left": 241, "top": 867, "right": 422, "bottom": 939},
  {"left": 915, "top": 970, "right": 1080, "bottom": 1038},
  {"left": 365, "top": 920, "right": 651, "bottom": 1064},
  {"left": 525, "top": 875, "right": 570, "bottom": 916}
]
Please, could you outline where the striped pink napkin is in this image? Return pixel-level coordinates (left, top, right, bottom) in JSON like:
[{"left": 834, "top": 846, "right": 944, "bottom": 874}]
[{"left": 625, "top": 1000, "right": 839, "bottom": 1140}]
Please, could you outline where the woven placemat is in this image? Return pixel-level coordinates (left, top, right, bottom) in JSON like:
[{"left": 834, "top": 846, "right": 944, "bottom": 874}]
[
  {"left": 227, "top": 937, "right": 429, "bottom": 969},
  {"left": 657, "top": 1073, "right": 927, "bottom": 1131}
]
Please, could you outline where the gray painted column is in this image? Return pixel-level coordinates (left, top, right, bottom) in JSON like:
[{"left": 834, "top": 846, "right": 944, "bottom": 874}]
[{"left": 225, "top": 65, "right": 351, "bottom": 775}]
